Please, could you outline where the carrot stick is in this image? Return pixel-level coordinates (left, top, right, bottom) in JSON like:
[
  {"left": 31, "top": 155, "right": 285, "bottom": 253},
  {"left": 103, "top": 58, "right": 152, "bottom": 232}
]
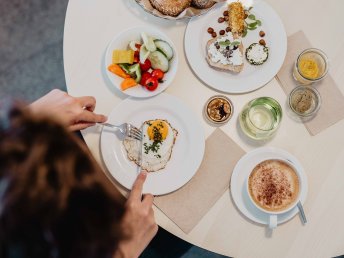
[
  {"left": 121, "top": 78, "right": 137, "bottom": 90},
  {"left": 108, "top": 64, "right": 130, "bottom": 79}
]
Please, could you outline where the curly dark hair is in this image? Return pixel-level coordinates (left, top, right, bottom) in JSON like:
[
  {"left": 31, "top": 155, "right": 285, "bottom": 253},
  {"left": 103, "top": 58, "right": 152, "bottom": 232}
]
[{"left": 0, "top": 99, "right": 125, "bottom": 258}]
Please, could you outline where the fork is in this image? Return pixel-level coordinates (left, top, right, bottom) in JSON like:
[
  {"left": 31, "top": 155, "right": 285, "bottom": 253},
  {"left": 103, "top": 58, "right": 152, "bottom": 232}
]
[{"left": 100, "top": 122, "right": 142, "bottom": 140}]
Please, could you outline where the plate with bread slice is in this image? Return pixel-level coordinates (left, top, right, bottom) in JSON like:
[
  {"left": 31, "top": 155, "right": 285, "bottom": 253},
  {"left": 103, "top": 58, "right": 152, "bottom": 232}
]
[{"left": 185, "top": 0, "right": 287, "bottom": 93}]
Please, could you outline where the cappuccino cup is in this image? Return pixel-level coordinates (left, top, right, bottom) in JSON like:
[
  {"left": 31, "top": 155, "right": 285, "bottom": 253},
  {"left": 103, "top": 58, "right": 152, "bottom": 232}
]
[{"left": 246, "top": 159, "right": 302, "bottom": 229}]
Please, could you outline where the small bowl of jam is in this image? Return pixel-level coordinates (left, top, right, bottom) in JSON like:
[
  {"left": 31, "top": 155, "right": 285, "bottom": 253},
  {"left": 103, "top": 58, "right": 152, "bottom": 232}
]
[{"left": 204, "top": 95, "right": 233, "bottom": 125}]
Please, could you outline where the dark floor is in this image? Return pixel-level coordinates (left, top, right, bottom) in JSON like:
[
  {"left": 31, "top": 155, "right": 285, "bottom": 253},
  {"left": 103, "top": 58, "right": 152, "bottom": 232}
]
[
  {"left": 141, "top": 227, "right": 227, "bottom": 258},
  {"left": 0, "top": 0, "right": 66, "bottom": 102},
  {"left": 0, "top": 0, "right": 228, "bottom": 257}
]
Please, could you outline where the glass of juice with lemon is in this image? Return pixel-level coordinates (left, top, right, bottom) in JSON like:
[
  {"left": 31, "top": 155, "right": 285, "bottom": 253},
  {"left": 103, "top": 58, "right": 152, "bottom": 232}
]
[{"left": 293, "top": 48, "right": 329, "bottom": 85}]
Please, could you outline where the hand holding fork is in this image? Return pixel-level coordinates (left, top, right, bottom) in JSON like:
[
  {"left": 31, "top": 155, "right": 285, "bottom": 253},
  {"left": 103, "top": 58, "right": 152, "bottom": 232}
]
[{"left": 100, "top": 122, "right": 142, "bottom": 141}]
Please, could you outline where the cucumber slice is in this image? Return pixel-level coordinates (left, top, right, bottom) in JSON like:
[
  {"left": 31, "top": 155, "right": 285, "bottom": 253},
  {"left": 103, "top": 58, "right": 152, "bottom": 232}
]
[
  {"left": 148, "top": 51, "right": 169, "bottom": 72},
  {"left": 119, "top": 64, "right": 131, "bottom": 74},
  {"left": 139, "top": 45, "right": 150, "bottom": 63},
  {"left": 128, "top": 40, "right": 141, "bottom": 51},
  {"left": 141, "top": 32, "right": 156, "bottom": 52},
  {"left": 154, "top": 40, "right": 174, "bottom": 60},
  {"left": 128, "top": 63, "right": 141, "bottom": 83}
]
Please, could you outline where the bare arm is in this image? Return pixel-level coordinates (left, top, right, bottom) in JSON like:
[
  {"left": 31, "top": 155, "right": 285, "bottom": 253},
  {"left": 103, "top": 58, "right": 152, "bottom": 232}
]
[{"left": 29, "top": 89, "right": 107, "bottom": 131}]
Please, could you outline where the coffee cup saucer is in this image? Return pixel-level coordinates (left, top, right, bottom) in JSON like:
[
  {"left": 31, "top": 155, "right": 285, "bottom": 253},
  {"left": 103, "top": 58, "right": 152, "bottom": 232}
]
[{"left": 230, "top": 147, "right": 308, "bottom": 226}]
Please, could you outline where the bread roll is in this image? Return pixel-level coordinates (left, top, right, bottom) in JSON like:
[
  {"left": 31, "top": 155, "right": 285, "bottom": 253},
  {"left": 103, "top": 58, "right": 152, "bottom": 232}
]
[
  {"left": 191, "top": 0, "right": 215, "bottom": 9},
  {"left": 149, "top": 0, "right": 191, "bottom": 16}
]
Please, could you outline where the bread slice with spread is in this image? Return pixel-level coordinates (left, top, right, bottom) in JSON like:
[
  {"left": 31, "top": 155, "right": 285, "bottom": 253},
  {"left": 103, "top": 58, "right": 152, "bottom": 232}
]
[
  {"left": 205, "top": 1, "right": 246, "bottom": 73},
  {"left": 206, "top": 34, "right": 244, "bottom": 73}
]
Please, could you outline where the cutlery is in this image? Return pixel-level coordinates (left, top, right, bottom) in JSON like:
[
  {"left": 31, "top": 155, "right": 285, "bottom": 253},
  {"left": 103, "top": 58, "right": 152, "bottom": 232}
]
[
  {"left": 100, "top": 122, "right": 142, "bottom": 141},
  {"left": 138, "top": 127, "right": 144, "bottom": 174},
  {"left": 297, "top": 201, "right": 307, "bottom": 224}
]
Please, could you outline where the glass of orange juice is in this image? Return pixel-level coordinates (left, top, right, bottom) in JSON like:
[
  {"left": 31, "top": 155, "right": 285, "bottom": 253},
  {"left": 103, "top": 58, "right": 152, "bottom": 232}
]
[{"left": 293, "top": 48, "right": 329, "bottom": 85}]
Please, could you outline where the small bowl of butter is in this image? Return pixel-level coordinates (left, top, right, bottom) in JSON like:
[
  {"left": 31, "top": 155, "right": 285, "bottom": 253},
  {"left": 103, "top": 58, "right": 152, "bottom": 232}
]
[{"left": 288, "top": 85, "right": 321, "bottom": 117}]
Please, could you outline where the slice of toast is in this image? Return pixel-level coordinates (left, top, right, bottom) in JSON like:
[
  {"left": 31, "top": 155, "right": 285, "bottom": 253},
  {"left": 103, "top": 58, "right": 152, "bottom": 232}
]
[
  {"left": 206, "top": 34, "right": 244, "bottom": 73},
  {"left": 228, "top": 2, "right": 245, "bottom": 35}
]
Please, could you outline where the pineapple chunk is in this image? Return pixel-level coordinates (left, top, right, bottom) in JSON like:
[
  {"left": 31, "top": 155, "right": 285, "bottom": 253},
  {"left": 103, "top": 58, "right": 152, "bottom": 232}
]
[{"left": 112, "top": 50, "right": 134, "bottom": 64}]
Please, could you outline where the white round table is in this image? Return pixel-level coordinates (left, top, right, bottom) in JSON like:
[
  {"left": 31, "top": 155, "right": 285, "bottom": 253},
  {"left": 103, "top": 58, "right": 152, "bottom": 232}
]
[{"left": 64, "top": 0, "right": 344, "bottom": 257}]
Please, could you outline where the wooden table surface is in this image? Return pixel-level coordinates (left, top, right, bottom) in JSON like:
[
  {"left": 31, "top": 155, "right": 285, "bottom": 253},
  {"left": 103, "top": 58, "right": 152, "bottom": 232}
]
[{"left": 63, "top": 0, "right": 344, "bottom": 257}]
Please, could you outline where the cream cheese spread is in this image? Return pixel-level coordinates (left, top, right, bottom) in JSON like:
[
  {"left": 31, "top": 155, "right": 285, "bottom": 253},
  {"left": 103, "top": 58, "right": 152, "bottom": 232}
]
[
  {"left": 245, "top": 43, "right": 269, "bottom": 65},
  {"left": 208, "top": 34, "right": 243, "bottom": 66}
]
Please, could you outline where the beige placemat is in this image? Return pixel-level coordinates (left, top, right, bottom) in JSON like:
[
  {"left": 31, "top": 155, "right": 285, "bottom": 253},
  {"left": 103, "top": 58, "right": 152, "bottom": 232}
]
[
  {"left": 276, "top": 30, "right": 344, "bottom": 136},
  {"left": 154, "top": 128, "right": 245, "bottom": 233}
]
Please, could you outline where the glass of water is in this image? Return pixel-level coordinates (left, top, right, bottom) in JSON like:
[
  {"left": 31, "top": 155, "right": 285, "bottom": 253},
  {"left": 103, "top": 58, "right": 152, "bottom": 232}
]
[{"left": 239, "top": 97, "right": 282, "bottom": 140}]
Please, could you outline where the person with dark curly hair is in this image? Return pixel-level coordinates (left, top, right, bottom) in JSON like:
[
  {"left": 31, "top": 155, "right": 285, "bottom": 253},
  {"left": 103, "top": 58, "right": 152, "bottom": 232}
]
[{"left": 0, "top": 90, "right": 158, "bottom": 258}]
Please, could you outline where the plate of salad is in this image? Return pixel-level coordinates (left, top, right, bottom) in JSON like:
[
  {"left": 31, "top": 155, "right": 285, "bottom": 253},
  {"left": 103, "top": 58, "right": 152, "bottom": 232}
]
[{"left": 105, "top": 26, "right": 178, "bottom": 98}]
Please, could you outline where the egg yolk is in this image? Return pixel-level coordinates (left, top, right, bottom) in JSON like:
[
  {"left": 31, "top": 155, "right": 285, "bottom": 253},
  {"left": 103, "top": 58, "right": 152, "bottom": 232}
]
[{"left": 147, "top": 120, "right": 168, "bottom": 141}]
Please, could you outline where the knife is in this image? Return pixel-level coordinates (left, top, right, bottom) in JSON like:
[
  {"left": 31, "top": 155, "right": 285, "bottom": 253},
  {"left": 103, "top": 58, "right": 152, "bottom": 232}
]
[{"left": 138, "top": 126, "right": 144, "bottom": 174}]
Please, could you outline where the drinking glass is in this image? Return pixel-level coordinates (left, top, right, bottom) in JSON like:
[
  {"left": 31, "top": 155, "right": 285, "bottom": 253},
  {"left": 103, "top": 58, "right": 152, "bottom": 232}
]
[
  {"left": 293, "top": 48, "right": 329, "bottom": 85},
  {"left": 239, "top": 97, "right": 282, "bottom": 140}
]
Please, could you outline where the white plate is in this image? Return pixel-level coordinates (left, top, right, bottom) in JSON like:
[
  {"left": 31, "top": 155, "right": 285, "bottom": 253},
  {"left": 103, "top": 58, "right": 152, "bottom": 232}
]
[
  {"left": 230, "top": 147, "right": 308, "bottom": 225},
  {"left": 105, "top": 26, "right": 178, "bottom": 98},
  {"left": 184, "top": 1, "right": 287, "bottom": 93},
  {"left": 100, "top": 93, "right": 205, "bottom": 195}
]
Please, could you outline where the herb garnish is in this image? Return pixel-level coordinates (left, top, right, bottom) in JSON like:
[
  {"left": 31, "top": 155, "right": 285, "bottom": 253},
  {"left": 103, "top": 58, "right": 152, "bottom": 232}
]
[
  {"left": 143, "top": 141, "right": 161, "bottom": 154},
  {"left": 152, "top": 126, "right": 162, "bottom": 142},
  {"left": 143, "top": 125, "right": 163, "bottom": 155},
  {"left": 243, "top": 7, "right": 262, "bottom": 37},
  {"left": 218, "top": 40, "right": 240, "bottom": 47}
]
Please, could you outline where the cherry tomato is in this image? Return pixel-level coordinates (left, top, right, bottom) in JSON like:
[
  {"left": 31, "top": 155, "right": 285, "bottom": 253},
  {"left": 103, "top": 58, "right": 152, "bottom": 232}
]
[
  {"left": 144, "top": 77, "right": 159, "bottom": 91},
  {"left": 134, "top": 51, "right": 139, "bottom": 63},
  {"left": 140, "top": 59, "right": 151, "bottom": 72},
  {"left": 140, "top": 71, "right": 151, "bottom": 86},
  {"left": 151, "top": 69, "right": 165, "bottom": 82}
]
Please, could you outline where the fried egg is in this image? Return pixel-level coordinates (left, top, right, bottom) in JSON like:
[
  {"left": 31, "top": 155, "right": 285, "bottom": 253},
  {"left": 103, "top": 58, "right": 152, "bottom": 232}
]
[{"left": 123, "top": 119, "right": 178, "bottom": 172}]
